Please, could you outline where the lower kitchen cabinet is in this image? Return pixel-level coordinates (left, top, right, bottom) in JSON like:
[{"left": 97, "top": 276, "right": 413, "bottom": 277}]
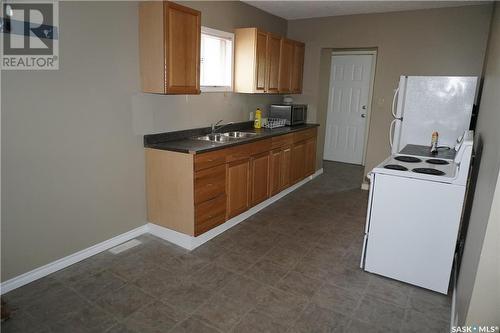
[
  {"left": 145, "top": 126, "right": 317, "bottom": 237},
  {"left": 291, "top": 133, "right": 316, "bottom": 183},
  {"left": 269, "top": 145, "right": 292, "bottom": 196},
  {"left": 269, "top": 148, "right": 282, "bottom": 196},
  {"left": 281, "top": 146, "right": 292, "bottom": 189},
  {"left": 226, "top": 159, "right": 250, "bottom": 219},
  {"left": 250, "top": 151, "right": 270, "bottom": 206},
  {"left": 291, "top": 141, "right": 306, "bottom": 184},
  {"left": 305, "top": 137, "right": 317, "bottom": 176}
]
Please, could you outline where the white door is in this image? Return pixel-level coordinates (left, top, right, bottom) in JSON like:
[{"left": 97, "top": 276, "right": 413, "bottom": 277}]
[{"left": 324, "top": 54, "right": 373, "bottom": 164}]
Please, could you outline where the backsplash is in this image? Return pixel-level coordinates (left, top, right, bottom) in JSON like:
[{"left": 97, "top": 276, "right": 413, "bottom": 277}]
[{"left": 131, "top": 92, "right": 282, "bottom": 135}]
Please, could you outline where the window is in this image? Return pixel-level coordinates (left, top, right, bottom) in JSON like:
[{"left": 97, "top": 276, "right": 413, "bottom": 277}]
[{"left": 200, "top": 27, "right": 233, "bottom": 92}]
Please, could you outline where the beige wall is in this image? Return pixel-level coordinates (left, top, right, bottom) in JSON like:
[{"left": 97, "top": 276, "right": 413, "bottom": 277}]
[
  {"left": 287, "top": 5, "right": 493, "bottom": 178},
  {"left": 465, "top": 173, "right": 500, "bottom": 325},
  {"left": 1, "top": 1, "right": 286, "bottom": 281},
  {"left": 457, "top": 3, "right": 500, "bottom": 325},
  {"left": 2, "top": 2, "right": 145, "bottom": 282}
]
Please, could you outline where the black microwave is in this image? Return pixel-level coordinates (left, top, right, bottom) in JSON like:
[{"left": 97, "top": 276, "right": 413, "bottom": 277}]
[{"left": 269, "top": 104, "right": 307, "bottom": 126}]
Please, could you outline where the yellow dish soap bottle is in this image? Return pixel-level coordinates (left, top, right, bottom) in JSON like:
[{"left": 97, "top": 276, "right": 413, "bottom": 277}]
[{"left": 254, "top": 108, "right": 262, "bottom": 129}]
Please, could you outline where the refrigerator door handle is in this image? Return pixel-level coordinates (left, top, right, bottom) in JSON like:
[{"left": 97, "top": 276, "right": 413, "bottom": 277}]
[
  {"left": 389, "top": 118, "right": 397, "bottom": 148},
  {"left": 391, "top": 87, "right": 400, "bottom": 118}
]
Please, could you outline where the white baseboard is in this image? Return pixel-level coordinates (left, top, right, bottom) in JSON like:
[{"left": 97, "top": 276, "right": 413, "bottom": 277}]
[
  {"left": 147, "top": 223, "right": 195, "bottom": 250},
  {"left": 0, "top": 225, "right": 148, "bottom": 294},
  {"left": 1, "top": 168, "right": 323, "bottom": 294},
  {"left": 149, "top": 168, "right": 324, "bottom": 250},
  {"left": 361, "top": 182, "right": 370, "bottom": 190}
]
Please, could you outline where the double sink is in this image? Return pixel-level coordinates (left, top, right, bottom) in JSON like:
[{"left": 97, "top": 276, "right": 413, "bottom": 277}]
[{"left": 195, "top": 131, "right": 258, "bottom": 143}]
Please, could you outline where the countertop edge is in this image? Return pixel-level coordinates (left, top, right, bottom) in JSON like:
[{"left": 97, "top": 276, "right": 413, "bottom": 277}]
[{"left": 144, "top": 124, "right": 320, "bottom": 154}]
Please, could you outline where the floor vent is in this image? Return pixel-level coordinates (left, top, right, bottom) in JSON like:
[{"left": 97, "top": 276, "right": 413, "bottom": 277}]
[{"left": 109, "top": 239, "right": 142, "bottom": 254}]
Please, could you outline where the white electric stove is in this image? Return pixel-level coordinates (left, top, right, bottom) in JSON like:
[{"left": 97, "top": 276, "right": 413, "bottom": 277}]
[{"left": 360, "top": 131, "right": 473, "bottom": 294}]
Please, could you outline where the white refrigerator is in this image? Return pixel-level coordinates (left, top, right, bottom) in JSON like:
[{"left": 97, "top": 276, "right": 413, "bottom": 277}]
[{"left": 390, "top": 76, "right": 477, "bottom": 154}]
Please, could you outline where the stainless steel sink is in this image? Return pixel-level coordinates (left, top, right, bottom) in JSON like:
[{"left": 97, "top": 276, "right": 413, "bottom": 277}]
[
  {"left": 222, "top": 131, "right": 258, "bottom": 138},
  {"left": 195, "top": 134, "right": 233, "bottom": 143},
  {"left": 194, "top": 131, "right": 257, "bottom": 143}
]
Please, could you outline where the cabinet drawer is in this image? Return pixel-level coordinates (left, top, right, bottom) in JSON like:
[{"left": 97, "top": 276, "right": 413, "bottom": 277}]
[
  {"left": 249, "top": 138, "right": 272, "bottom": 155},
  {"left": 225, "top": 139, "right": 271, "bottom": 162},
  {"left": 195, "top": 213, "right": 225, "bottom": 236},
  {"left": 194, "top": 164, "right": 226, "bottom": 204},
  {"left": 194, "top": 150, "right": 226, "bottom": 171},
  {"left": 293, "top": 128, "right": 317, "bottom": 143},
  {"left": 195, "top": 195, "right": 226, "bottom": 235},
  {"left": 271, "top": 134, "right": 293, "bottom": 149},
  {"left": 226, "top": 145, "right": 251, "bottom": 163},
  {"left": 195, "top": 194, "right": 226, "bottom": 223}
]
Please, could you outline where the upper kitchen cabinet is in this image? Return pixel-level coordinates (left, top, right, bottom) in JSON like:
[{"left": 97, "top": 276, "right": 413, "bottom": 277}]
[
  {"left": 234, "top": 28, "right": 304, "bottom": 94},
  {"left": 291, "top": 41, "right": 305, "bottom": 94},
  {"left": 139, "top": 1, "right": 201, "bottom": 94},
  {"left": 255, "top": 30, "right": 267, "bottom": 92},
  {"left": 278, "top": 38, "right": 294, "bottom": 93},
  {"left": 266, "top": 33, "right": 281, "bottom": 93}
]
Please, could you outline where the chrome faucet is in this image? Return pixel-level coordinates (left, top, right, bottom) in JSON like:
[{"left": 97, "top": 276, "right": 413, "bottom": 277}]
[{"left": 211, "top": 120, "right": 234, "bottom": 134}]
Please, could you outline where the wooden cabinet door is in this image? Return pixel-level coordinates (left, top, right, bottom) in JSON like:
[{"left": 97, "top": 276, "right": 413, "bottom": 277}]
[
  {"left": 278, "top": 39, "right": 294, "bottom": 93},
  {"left": 226, "top": 159, "right": 250, "bottom": 219},
  {"left": 291, "top": 141, "right": 306, "bottom": 184},
  {"left": 265, "top": 34, "right": 281, "bottom": 93},
  {"left": 291, "top": 42, "right": 305, "bottom": 94},
  {"left": 250, "top": 152, "right": 270, "bottom": 206},
  {"left": 255, "top": 30, "right": 268, "bottom": 92},
  {"left": 269, "top": 149, "right": 282, "bottom": 196},
  {"left": 305, "top": 137, "right": 317, "bottom": 176},
  {"left": 280, "top": 146, "right": 292, "bottom": 190},
  {"left": 165, "top": 2, "right": 201, "bottom": 94}
]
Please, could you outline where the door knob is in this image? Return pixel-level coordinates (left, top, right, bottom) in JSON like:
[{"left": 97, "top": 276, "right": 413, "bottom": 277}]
[{"left": 361, "top": 114, "right": 366, "bottom": 118}]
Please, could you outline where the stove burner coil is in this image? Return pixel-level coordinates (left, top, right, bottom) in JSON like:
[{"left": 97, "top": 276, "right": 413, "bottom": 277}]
[
  {"left": 384, "top": 164, "right": 408, "bottom": 171},
  {"left": 394, "top": 156, "right": 422, "bottom": 163},
  {"left": 412, "top": 168, "right": 445, "bottom": 176},
  {"left": 426, "top": 159, "right": 449, "bottom": 165}
]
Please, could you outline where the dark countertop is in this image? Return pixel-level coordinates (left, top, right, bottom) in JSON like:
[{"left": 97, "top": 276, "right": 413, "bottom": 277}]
[
  {"left": 400, "top": 144, "right": 456, "bottom": 159},
  {"left": 144, "top": 122, "right": 320, "bottom": 154}
]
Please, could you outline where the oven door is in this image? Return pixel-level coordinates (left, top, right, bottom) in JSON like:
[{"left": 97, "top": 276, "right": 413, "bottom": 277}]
[{"left": 291, "top": 106, "right": 307, "bottom": 125}]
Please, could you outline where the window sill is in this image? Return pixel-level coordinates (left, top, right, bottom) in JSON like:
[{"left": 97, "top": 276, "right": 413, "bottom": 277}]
[{"left": 201, "top": 86, "right": 233, "bottom": 93}]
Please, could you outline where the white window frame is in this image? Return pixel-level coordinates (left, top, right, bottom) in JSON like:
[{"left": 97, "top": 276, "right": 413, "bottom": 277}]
[{"left": 200, "top": 26, "right": 234, "bottom": 93}]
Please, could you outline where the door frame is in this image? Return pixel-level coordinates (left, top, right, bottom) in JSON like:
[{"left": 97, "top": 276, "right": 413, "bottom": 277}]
[{"left": 325, "top": 50, "right": 377, "bottom": 166}]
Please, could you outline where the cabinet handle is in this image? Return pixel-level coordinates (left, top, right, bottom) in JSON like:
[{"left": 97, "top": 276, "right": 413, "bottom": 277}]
[
  {"left": 207, "top": 159, "right": 213, "bottom": 162},
  {"left": 207, "top": 183, "right": 213, "bottom": 187}
]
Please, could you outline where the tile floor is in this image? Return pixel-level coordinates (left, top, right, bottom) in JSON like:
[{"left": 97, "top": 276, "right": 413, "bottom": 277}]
[{"left": 2, "top": 162, "right": 451, "bottom": 333}]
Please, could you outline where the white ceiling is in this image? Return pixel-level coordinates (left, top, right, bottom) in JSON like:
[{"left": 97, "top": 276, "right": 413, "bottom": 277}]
[{"left": 242, "top": 1, "right": 489, "bottom": 20}]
